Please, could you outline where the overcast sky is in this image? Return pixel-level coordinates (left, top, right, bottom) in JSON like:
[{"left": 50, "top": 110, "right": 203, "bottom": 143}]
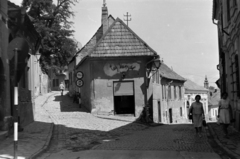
[{"left": 10, "top": 0, "right": 219, "bottom": 87}]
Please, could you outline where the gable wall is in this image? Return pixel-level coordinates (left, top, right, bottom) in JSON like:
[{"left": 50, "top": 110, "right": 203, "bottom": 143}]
[{"left": 78, "top": 57, "right": 150, "bottom": 117}]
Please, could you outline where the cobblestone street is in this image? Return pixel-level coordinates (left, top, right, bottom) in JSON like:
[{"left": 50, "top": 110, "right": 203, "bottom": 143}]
[
  {"left": 93, "top": 124, "right": 212, "bottom": 152},
  {"left": 36, "top": 92, "right": 148, "bottom": 159},
  {"left": 32, "top": 92, "right": 224, "bottom": 159}
]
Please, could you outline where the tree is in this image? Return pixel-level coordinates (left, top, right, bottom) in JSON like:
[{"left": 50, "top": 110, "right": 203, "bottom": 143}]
[{"left": 22, "top": 0, "right": 79, "bottom": 74}]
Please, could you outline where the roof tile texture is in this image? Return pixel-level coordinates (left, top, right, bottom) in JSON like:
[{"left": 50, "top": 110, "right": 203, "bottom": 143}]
[{"left": 90, "top": 21, "right": 155, "bottom": 57}]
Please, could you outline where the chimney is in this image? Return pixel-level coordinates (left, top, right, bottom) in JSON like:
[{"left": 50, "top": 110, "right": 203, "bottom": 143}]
[{"left": 102, "top": 0, "right": 108, "bottom": 34}]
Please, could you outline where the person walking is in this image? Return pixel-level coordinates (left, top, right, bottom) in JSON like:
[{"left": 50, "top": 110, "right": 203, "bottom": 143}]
[
  {"left": 217, "top": 92, "right": 232, "bottom": 138},
  {"left": 189, "top": 95, "right": 205, "bottom": 137},
  {"left": 59, "top": 82, "right": 65, "bottom": 96}
]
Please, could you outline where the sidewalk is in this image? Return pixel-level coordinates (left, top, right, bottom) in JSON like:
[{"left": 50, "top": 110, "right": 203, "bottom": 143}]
[
  {"left": 208, "top": 122, "right": 240, "bottom": 159},
  {"left": 0, "top": 92, "right": 58, "bottom": 159}
]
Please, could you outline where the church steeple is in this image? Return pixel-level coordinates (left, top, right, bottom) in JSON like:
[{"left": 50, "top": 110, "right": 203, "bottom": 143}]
[{"left": 204, "top": 75, "right": 209, "bottom": 89}]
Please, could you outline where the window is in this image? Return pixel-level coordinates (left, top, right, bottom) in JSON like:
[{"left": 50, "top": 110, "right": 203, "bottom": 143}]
[
  {"left": 180, "top": 107, "right": 182, "bottom": 116},
  {"left": 168, "top": 85, "right": 171, "bottom": 99},
  {"left": 179, "top": 86, "right": 182, "bottom": 99},
  {"left": 174, "top": 86, "right": 177, "bottom": 99},
  {"left": 162, "top": 85, "right": 165, "bottom": 99}
]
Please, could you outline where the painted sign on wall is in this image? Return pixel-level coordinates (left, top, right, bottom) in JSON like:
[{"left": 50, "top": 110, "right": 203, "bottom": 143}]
[{"left": 103, "top": 62, "right": 141, "bottom": 77}]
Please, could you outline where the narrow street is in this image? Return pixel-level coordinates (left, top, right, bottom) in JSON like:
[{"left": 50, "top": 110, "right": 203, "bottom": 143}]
[
  {"left": 35, "top": 92, "right": 224, "bottom": 159},
  {"left": 36, "top": 92, "right": 148, "bottom": 159}
]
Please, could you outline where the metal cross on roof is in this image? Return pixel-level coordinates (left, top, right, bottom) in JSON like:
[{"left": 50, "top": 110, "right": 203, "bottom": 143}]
[{"left": 124, "top": 12, "right": 131, "bottom": 26}]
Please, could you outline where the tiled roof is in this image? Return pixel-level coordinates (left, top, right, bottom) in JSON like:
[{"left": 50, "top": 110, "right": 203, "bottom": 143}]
[
  {"left": 75, "top": 15, "right": 115, "bottom": 68},
  {"left": 159, "top": 63, "right": 186, "bottom": 81},
  {"left": 89, "top": 18, "right": 158, "bottom": 57},
  {"left": 184, "top": 79, "right": 208, "bottom": 91}
]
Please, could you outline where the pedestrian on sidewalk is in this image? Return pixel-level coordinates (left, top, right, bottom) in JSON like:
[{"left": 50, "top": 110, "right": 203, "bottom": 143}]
[
  {"left": 217, "top": 92, "right": 233, "bottom": 138},
  {"left": 59, "top": 82, "right": 65, "bottom": 96},
  {"left": 189, "top": 95, "right": 205, "bottom": 138}
]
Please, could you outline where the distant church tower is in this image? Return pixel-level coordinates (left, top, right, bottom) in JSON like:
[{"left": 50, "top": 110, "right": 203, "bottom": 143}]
[{"left": 204, "top": 76, "right": 209, "bottom": 89}]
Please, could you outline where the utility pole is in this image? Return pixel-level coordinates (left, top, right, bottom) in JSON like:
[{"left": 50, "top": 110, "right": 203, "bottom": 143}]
[
  {"left": 124, "top": 12, "right": 131, "bottom": 26},
  {"left": 13, "top": 48, "right": 19, "bottom": 159}
]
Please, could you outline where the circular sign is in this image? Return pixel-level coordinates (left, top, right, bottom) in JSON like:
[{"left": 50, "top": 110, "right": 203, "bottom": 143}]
[
  {"left": 76, "top": 79, "right": 84, "bottom": 87},
  {"left": 76, "top": 71, "right": 84, "bottom": 79}
]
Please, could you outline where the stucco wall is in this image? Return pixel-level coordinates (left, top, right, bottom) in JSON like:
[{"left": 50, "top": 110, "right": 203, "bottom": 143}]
[
  {"left": 77, "top": 59, "right": 91, "bottom": 112},
  {"left": 77, "top": 58, "right": 147, "bottom": 117},
  {"left": 150, "top": 78, "right": 186, "bottom": 124}
]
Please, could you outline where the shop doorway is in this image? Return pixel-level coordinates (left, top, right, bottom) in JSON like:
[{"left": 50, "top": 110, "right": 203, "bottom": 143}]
[
  {"left": 169, "top": 108, "right": 173, "bottom": 123},
  {"left": 113, "top": 81, "right": 135, "bottom": 115}
]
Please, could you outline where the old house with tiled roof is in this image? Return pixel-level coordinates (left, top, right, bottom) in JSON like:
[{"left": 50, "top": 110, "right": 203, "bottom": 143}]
[
  {"left": 150, "top": 63, "right": 186, "bottom": 123},
  {"left": 73, "top": 2, "right": 162, "bottom": 118}
]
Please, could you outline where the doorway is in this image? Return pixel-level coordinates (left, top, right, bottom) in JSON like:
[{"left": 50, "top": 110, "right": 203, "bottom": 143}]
[
  {"left": 169, "top": 108, "right": 173, "bottom": 123},
  {"left": 113, "top": 81, "right": 135, "bottom": 115}
]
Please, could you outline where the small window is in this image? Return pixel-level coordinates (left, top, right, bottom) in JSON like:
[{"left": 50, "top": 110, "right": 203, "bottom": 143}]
[
  {"left": 179, "top": 86, "right": 182, "bottom": 99},
  {"left": 174, "top": 86, "right": 177, "bottom": 99},
  {"left": 180, "top": 107, "right": 182, "bottom": 116},
  {"left": 168, "top": 85, "right": 171, "bottom": 99},
  {"left": 162, "top": 85, "right": 164, "bottom": 99}
]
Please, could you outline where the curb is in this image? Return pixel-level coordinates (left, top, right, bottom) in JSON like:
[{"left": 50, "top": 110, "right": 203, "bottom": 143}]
[
  {"left": 29, "top": 123, "right": 54, "bottom": 159},
  {"left": 29, "top": 92, "right": 59, "bottom": 159},
  {"left": 207, "top": 123, "right": 239, "bottom": 159}
]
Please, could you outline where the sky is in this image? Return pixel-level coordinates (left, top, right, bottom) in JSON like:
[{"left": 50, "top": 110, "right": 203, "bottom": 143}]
[{"left": 10, "top": 0, "right": 219, "bottom": 88}]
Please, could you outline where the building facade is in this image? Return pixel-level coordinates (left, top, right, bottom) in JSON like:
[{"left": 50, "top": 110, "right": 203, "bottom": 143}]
[
  {"left": 150, "top": 63, "right": 186, "bottom": 124},
  {"left": 212, "top": 0, "right": 240, "bottom": 130},
  {"left": 75, "top": 2, "right": 161, "bottom": 118}
]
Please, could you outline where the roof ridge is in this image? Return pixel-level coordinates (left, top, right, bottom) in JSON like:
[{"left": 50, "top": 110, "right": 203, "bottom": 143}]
[
  {"left": 87, "top": 17, "right": 158, "bottom": 58},
  {"left": 160, "top": 63, "right": 186, "bottom": 81}
]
